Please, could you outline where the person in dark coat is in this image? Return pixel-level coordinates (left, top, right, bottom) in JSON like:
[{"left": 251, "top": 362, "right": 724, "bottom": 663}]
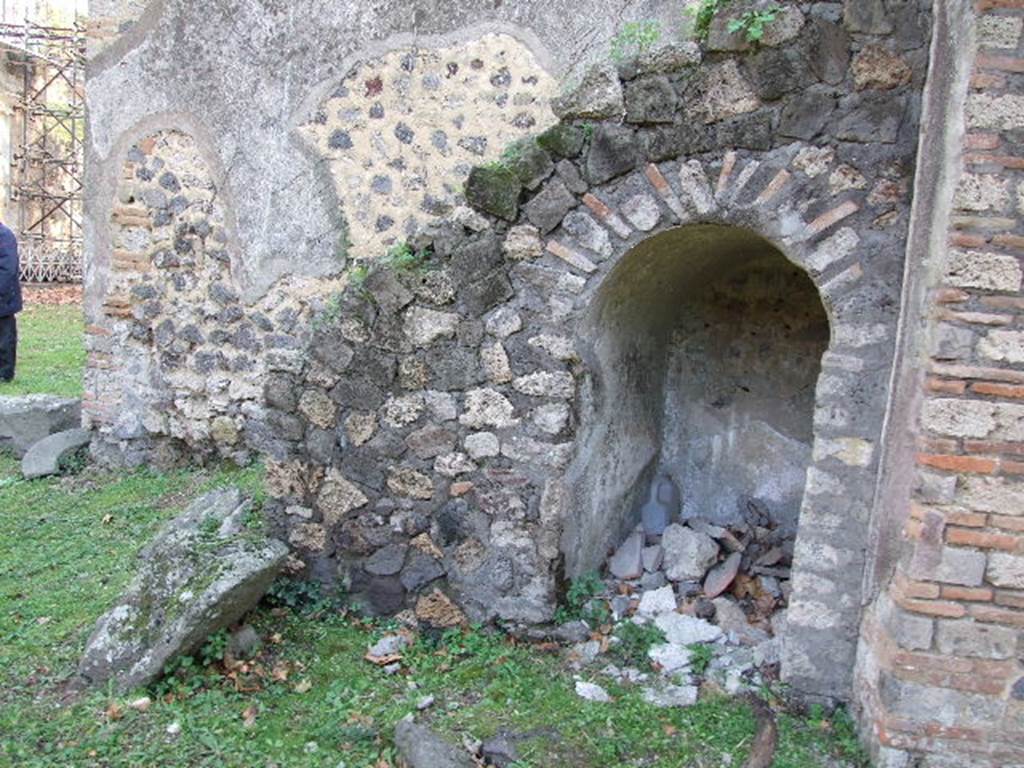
[{"left": 0, "top": 222, "right": 22, "bottom": 382}]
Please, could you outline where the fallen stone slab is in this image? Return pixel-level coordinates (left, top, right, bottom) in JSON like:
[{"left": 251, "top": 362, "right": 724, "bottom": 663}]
[
  {"left": 712, "top": 598, "right": 770, "bottom": 646},
  {"left": 394, "top": 717, "right": 475, "bottom": 768},
  {"left": 78, "top": 488, "right": 287, "bottom": 691},
  {"left": 21, "top": 428, "right": 90, "bottom": 480},
  {"left": 0, "top": 395, "right": 80, "bottom": 457},
  {"left": 649, "top": 642, "right": 693, "bottom": 674}
]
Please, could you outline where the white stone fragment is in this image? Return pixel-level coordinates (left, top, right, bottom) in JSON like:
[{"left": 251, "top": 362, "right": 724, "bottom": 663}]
[
  {"left": 513, "top": 371, "right": 576, "bottom": 398},
  {"left": 642, "top": 684, "right": 699, "bottom": 708},
  {"left": 459, "top": 388, "right": 519, "bottom": 429},
  {"left": 636, "top": 585, "right": 678, "bottom": 617},
  {"left": 946, "top": 250, "right": 1023, "bottom": 292},
  {"left": 648, "top": 643, "right": 693, "bottom": 673},
  {"left": 532, "top": 402, "right": 571, "bottom": 435},
  {"left": 529, "top": 334, "right": 576, "bottom": 361},
  {"left": 978, "top": 16, "right": 1023, "bottom": 49},
  {"left": 678, "top": 160, "right": 716, "bottom": 215},
  {"left": 653, "top": 613, "right": 723, "bottom": 645},
  {"left": 620, "top": 194, "right": 662, "bottom": 231},
  {"left": 484, "top": 307, "right": 523, "bottom": 339},
  {"left": 575, "top": 681, "right": 612, "bottom": 703},
  {"left": 979, "top": 330, "right": 1024, "bottom": 364}
]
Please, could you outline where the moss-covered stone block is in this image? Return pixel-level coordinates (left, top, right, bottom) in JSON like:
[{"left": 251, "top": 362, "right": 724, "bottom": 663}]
[
  {"left": 464, "top": 165, "right": 522, "bottom": 221},
  {"left": 537, "top": 123, "right": 586, "bottom": 158}
]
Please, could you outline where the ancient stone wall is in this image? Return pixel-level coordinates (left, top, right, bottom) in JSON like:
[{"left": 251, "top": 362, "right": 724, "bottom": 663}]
[
  {"left": 85, "top": 128, "right": 340, "bottom": 466},
  {"left": 83, "top": 0, "right": 1024, "bottom": 764},
  {"left": 260, "top": 3, "right": 932, "bottom": 707}
]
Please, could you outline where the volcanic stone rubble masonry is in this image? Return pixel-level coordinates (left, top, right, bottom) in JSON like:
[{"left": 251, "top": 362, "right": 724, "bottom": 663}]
[{"left": 83, "top": 0, "right": 1023, "bottom": 764}]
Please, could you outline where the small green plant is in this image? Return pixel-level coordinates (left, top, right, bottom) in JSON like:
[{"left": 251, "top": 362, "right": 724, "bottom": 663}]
[
  {"left": 727, "top": 6, "right": 780, "bottom": 43},
  {"left": 152, "top": 654, "right": 209, "bottom": 697},
  {"left": 241, "top": 507, "right": 264, "bottom": 532},
  {"left": 198, "top": 515, "right": 220, "bottom": 538},
  {"left": 436, "top": 626, "right": 509, "bottom": 662},
  {"left": 610, "top": 19, "right": 662, "bottom": 62},
  {"left": 310, "top": 290, "right": 346, "bottom": 332},
  {"left": 199, "top": 628, "right": 229, "bottom": 667},
  {"left": 57, "top": 445, "right": 89, "bottom": 476},
  {"left": 687, "top": 0, "right": 729, "bottom": 41},
  {"left": 264, "top": 577, "right": 335, "bottom": 615},
  {"left": 554, "top": 571, "right": 605, "bottom": 624},
  {"left": 384, "top": 241, "right": 431, "bottom": 273},
  {"left": 348, "top": 262, "right": 369, "bottom": 288},
  {"left": 611, "top": 621, "right": 666, "bottom": 668},
  {"left": 688, "top": 642, "right": 715, "bottom": 675},
  {"left": 829, "top": 706, "right": 871, "bottom": 765}
]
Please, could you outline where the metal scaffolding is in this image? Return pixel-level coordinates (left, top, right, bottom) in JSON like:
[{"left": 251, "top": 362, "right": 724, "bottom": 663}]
[{"left": 0, "top": 18, "right": 85, "bottom": 282}]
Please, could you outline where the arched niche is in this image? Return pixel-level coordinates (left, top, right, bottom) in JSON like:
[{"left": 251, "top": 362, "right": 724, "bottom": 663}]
[{"left": 562, "top": 224, "right": 830, "bottom": 580}]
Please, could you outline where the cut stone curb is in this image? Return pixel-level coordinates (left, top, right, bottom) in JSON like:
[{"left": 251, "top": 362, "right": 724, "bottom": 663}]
[
  {"left": 21, "top": 428, "right": 90, "bottom": 480},
  {"left": 0, "top": 395, "right": 80, "bottom": 457}
]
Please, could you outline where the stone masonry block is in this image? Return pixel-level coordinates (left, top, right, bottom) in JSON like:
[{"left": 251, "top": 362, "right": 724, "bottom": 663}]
[
  {"left": 978, "top": 16, "right": 1023, "bottom": 49},
  {"left": 959, "top": 476, "right": 1024, "bottom": 516},
  {"left": 954, "top": 173, "right": 1011, "bottom": 213},
  {"left": 945, "top": 250, "right": 1023, "bottom": 292},
  {"left": 909, "top": 546, "right": 987, "bottom": 588},
  {"left": 987, "top": 553, "right": 1024, "bottom": 590},
  {"left": 979, "top": 330, "right": 1024, "bottom": 365},
  {"left": 967, "top": 93, "right": 1024, "bottom": 131},
  {"left": 936, "top": 620, "right": 1019, "bottom": 660},
  {"left": 880, "top": 593, "right": 935, "bottom": 652},
  {"left": 921, "top": 399, "right": 995, "bottom": 439}
]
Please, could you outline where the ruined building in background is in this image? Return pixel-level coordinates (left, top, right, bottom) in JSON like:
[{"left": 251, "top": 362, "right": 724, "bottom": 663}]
[{"left": 83, "top": 1, "right": 1024, "bottom": 764}]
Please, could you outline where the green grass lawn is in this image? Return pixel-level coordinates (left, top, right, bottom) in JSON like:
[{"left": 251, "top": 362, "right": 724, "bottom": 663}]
[
  {"left": 0, "top": 304, "right": 85, "bottom": 397},
  {"left": 0, "top": 454, "right": 866, "bottom": 768}
]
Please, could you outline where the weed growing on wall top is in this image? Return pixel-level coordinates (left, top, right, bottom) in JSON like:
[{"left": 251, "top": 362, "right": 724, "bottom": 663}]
[
  {"left": 728, "top": 6, "right": 781, "bottom": 42},
  {"left": 610, "top": 19, "right": 663, "bottom": 61},
  {"left": 687, "top": 0, "right": 730, "bottom": 41}
]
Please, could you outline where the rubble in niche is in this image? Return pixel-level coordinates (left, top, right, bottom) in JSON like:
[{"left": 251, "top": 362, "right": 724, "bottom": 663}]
[{"left": 548, "top": 495, "right": 794, "bottom": 707}]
